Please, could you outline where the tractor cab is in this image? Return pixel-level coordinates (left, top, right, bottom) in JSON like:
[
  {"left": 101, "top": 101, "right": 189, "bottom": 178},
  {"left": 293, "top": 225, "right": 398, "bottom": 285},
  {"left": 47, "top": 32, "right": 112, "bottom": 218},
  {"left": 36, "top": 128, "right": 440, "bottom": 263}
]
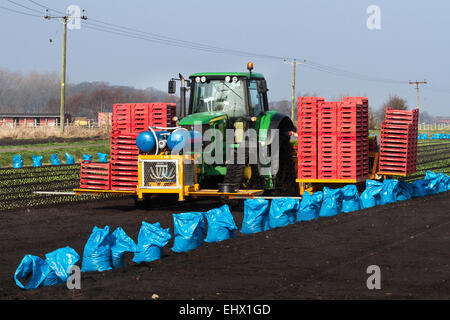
[
  {"left": 169, "top": 63, "right": 270, "bottom": 131},
  {"left": 187, "top": 71, "right": 269, "bottom": 120}
]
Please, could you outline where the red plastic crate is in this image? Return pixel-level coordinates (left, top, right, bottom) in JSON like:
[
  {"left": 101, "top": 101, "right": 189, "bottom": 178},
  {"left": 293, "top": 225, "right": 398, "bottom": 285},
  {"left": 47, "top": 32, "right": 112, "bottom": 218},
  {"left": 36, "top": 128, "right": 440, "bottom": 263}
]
[{"left": 79, "top": 162, "right": 111, "bottom": 190}]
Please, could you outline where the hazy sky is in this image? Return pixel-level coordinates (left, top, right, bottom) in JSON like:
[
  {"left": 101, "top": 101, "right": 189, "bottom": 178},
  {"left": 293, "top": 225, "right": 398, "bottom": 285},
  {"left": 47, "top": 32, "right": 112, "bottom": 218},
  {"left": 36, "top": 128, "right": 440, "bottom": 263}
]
[{"left": 1, "top": 0, "right": 449, "bottom": 115}]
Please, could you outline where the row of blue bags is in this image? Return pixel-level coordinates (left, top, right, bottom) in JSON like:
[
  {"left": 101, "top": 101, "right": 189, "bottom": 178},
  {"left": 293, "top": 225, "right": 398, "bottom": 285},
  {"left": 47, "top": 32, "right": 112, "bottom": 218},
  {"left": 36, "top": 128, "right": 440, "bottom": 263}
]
[
  {"left": 241, "top": 171, "right": 450, "bottom": 232},
  {"left": 81, "top": 206, "right": 240, "bottom": 271},
  {"left": 418, "top": 133, "right": 450, "bottom": 140},
  {"left": 15, "top": 222, "right": 172, "bottom": 290},
  {"left": 361, "top": 171, "right": 450, "bottom": 208},
  {"left": 15, "top": 205, "right": 240, "bottom": 289},
  {"left": 172, "top": 205, "right": 238, "bottom": 252},
  {"left": 15, "top": 171, "right": 449, "bottom": 290},
  {"left": 12, "top": 153, "right": 109, "bottom": 168}
]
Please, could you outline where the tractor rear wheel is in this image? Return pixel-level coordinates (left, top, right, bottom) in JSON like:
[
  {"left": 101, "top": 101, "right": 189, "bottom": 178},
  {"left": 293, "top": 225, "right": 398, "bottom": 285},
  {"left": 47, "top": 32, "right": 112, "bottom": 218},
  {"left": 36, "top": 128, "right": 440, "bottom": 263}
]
[
  {"left": 265, "top": 132, "right": 298, "bottom": 196},
  {"left": 274, "top": 133, "right": 298, "bottom": 196}
]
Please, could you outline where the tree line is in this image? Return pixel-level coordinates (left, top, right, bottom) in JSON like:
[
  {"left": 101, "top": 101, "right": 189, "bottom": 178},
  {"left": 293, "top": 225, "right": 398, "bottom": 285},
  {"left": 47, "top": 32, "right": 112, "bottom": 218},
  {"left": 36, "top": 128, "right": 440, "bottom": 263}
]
[{"left": 0, "top": 69, "right": 177, "bottom": 119}]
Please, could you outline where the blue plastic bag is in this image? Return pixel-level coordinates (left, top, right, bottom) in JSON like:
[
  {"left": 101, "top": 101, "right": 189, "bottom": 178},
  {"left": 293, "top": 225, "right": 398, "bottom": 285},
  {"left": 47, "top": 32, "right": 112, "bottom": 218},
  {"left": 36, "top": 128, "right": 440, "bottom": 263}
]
[
  {"left": 380, "top": 179, "right": 400, "bottom": 205},
  {"left": 82, "top": 154, "right": 93, "bottom": 162},
  {"left": 13, "top": 154, "right": 23, "bottom": 168},
  {"left": 45, "top": 247, "right": 80, "bottom": 282},
  {"left": 411, "top": 179, "right": 428, "bottom": 197},
  {"left": 132, "top": 222, "right": 171, "bottom": 263},
  {"left": 14, "top": 255, "right": 61, "bottom": 290},
  {"left": 98, "top": 152, "right": 109, "bottom": 163},
  {"left": 50, "top": 153, "right": 61, "bottom": 165},
  {"left": 81, "top": 226, "right": 112, "bottom": 272},
  {"left": 360, "top": 180, "right": 384, "bottom": 208},
  {"left": 110, "top": 227, "right": 138, "bottom": 268},
  {"left": 32, "top": 155, "right": 43, "bottom": 167},
  {"left": 240, "top": 198, "right": 270, "bottom": 234},
  {"left": 424, "top": 171, "right": 446, "bottom": 194},
  {"left": 204, "top": 205, "right": 238, "bottom": 243},
  {"left": 341, "top": 185, "right": 361, "bottom": 213},
  {"left": 269, "top": 198, "right": 299, "bottom": 228},
  {"left": 172, "top": 212, "right": 205, "bottom": 253},
  {"left": 397, "top": 181, "right": 413, "bottom": 201},
  {"left": 319, "top": 187, "right": 343, "bottom": 217},
  {"left": 445, "top": 175, "right": 450, "bottom": 191},
  {"left": 65, "top": 152, "right": 75, "bottom": 165},
  {"left": 297, "top": 191, "right": 323, "bottom": 221}
]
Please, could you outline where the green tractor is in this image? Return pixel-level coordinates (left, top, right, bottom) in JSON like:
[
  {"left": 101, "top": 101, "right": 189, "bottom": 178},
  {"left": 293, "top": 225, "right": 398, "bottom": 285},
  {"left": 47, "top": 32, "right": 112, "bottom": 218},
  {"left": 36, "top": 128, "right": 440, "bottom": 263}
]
[{"left": 166, "top": 63, "right": 298, "bottom": 196}]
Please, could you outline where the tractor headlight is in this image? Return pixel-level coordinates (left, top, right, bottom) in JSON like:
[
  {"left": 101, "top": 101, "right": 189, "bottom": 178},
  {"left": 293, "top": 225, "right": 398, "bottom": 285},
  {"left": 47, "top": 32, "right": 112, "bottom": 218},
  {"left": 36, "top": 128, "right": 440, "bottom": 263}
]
[
  {"left": 225, "top": 76, "right": 231, "bottom": 82},
  {"left": 195, "top": 76, "right": 201, "bottom": 83},
  {"left": 200, "top": 76, "right": 206, "bottom": 83}
]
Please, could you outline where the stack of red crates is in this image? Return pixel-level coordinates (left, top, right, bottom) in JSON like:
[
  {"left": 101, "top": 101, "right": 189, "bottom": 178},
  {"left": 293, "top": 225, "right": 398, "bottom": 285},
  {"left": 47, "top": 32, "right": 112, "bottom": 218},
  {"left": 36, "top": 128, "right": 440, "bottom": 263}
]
[
  {"left": 109, "top": 103, "right": 177, "bottom": 191},
  {"left": 379, "top": 108, "right": 419, "bottom": 175},
  {"left": 337, "top": 97, "right": 369, "bottom": 180},
  {"left": 318, "top": 101, "right": 338, "bottom": 179},
  {"left": 79, "top": 162, "right": 111, "bottom": 190},
  {"left": 297, "top": 97, "right": 324, "bottom": 179},
  {"left": 297, "top": 96, "right": 370, "bottom": 181},
  {"left": 80, "top": 102, "right": 176, "bottom": 191},
  {"left": 110, "top": 132, "right": 140, "bottom": 191}
]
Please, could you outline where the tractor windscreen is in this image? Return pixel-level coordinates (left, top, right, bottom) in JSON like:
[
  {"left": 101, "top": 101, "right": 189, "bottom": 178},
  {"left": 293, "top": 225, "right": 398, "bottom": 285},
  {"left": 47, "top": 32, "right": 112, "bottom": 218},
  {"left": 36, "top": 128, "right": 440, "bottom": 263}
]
[{"left": 192, "top": 79, "right": 246, "bottom": 118}]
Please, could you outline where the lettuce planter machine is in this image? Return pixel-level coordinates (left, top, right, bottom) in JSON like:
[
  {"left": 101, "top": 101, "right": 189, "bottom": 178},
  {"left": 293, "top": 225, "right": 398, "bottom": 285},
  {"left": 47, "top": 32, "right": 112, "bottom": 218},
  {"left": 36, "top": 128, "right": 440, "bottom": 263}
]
[{"left": 74, "top": 64, "right": 419, "bottom": 206}]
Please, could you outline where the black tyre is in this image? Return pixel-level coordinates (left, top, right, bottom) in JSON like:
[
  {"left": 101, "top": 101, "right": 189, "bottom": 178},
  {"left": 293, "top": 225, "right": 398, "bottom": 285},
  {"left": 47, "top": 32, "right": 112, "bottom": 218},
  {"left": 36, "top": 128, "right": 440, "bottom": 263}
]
[{"left": 269, "top": 132, "right": 299, "bottom": 196}]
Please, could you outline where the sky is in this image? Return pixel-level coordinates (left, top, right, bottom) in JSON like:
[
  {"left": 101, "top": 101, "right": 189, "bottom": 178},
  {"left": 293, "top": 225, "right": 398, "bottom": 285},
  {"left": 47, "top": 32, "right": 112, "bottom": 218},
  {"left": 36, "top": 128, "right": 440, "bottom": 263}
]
[{"left": 0, "top": 0, "right": 449, "bottom": 116}]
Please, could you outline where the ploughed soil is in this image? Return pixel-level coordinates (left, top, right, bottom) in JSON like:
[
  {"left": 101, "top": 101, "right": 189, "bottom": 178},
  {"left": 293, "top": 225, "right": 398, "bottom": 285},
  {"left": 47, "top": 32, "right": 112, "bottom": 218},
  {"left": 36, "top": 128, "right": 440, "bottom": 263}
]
[{"left": 0, "top": 191, "right": 449, "bottom": 300}]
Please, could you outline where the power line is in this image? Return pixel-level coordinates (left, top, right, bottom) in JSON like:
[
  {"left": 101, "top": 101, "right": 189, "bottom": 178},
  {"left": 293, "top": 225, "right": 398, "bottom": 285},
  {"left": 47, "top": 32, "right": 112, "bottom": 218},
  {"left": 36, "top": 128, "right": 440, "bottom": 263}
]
[
  {"left": 24, "top": 0, "right": 410, "bottom": 84},
  {"left": 6, "top": 0, "right": 42, "bottom": 14},
  {"left": 0, "top": 4, "right": 42, "bottom": 17},
  {"left": 10, "top": 0, "right": 443, "bottom": 88},
  {"left": 27, "top": 0, "right": 64, "bottom": 14}
]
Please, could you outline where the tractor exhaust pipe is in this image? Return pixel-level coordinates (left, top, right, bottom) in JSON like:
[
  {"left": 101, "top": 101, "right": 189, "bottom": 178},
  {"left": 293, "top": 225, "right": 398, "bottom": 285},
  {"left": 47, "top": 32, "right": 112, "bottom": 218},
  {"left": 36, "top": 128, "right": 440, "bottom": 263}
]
[
  {"left": 168, "top": 74, "right": 187, "bottom": 119},
  {"left": 179, "top": 73, "right": 186, "bottom": 119}
]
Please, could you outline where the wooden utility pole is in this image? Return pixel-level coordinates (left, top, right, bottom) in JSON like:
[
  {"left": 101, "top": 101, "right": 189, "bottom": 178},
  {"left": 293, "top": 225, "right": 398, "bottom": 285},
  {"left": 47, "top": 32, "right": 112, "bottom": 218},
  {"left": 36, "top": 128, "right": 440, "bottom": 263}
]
[
  {"left": 284, "top": 59, "right": 306, "bottom": 120},
  {"left": 45, "top": 9, "right": 87, "bottom": 133},
  {"left": 408, "top": 80, "right": 427, "bottom": 110}
]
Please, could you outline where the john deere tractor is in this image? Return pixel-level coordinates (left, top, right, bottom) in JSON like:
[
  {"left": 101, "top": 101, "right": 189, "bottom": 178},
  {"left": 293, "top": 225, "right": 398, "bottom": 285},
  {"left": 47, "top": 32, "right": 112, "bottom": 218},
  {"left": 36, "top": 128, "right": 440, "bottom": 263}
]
[{"left": 135, "top": 63, "right": 297, "bottom": 203}]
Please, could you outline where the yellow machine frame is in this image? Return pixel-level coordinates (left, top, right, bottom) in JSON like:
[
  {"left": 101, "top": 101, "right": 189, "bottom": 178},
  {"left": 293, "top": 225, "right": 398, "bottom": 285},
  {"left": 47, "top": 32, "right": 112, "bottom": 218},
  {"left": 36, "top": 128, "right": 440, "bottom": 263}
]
[
  {"left": 137, "top": 154, "right": 200, "bottom": 201},
  {"left": 296, "top": 151, "right": 386, "bottom": 195},
  {"left": 136, "top": 154, "right": 264, "bottom": 201}
]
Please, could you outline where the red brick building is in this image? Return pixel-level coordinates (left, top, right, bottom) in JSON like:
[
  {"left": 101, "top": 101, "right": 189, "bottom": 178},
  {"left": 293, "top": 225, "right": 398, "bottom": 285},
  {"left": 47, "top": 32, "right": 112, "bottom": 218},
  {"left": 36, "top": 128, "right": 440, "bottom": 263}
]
[
  {"left": 0, "top": 113, "right": 71, "bottom": 127},
  {"left": 436, "top": 117, "right": 450, "bottom": 124}
]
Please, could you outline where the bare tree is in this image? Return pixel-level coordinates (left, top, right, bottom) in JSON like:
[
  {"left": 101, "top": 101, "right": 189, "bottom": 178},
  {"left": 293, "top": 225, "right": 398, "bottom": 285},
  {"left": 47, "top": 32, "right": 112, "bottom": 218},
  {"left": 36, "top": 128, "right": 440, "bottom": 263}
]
[
  {"left": 0, "top": 68, "right": 177, "bottom": 118},
  {"left": 376, "top": 94, "right": 408, "bottom": 123}
]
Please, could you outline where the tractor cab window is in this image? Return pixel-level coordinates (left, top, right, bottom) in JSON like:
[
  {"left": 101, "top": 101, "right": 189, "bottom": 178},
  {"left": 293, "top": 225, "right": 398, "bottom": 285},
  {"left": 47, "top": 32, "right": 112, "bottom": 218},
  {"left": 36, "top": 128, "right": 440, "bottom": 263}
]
[
  {"left": 248, "top": 80, "right": 264, "bottom": 116},
  {"left": 192, "top": 79, "right": 246, "bottom": 118}
]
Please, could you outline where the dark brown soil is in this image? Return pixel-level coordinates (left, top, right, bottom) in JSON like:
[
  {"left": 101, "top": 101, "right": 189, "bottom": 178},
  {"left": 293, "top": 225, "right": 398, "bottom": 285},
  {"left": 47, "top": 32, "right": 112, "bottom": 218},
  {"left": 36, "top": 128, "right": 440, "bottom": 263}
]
[{"left": 0, "top": 191, "right": 449, "bottom": 300}]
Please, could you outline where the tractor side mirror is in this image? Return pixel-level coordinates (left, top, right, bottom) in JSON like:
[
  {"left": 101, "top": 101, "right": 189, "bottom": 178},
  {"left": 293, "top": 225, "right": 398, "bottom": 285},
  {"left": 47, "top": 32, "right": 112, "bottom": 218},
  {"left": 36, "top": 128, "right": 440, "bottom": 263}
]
[
  {"left": 168, "top": 80, "right": 176, "bottom": 94},
  {"left": 257, "top": 80, "right": 268, "bottom": 93}
]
